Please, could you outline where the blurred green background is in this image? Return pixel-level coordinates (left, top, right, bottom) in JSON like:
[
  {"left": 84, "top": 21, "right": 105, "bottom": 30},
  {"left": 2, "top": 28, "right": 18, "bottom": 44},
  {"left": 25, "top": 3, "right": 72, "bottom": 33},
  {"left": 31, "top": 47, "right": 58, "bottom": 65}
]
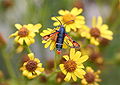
[{"left": 0, "top": 0, "right": 120, "bottom": 85}]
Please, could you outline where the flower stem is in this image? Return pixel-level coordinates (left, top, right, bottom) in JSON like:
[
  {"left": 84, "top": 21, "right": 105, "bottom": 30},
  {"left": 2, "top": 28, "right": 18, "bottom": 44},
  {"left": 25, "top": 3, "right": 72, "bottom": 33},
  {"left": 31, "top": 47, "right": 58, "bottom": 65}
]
[
  {"left": 25, "top": 45, "right": 32, "bottom": 53},
  {"left": 54, "top": 50, "right": 58, "bottom": 70}
]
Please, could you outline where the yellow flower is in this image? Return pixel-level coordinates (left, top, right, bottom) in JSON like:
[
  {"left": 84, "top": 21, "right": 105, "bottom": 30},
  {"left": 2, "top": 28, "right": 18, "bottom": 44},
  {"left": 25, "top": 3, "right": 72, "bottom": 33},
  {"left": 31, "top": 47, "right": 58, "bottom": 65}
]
[
  {"left": 20, "top": 53, "right": 44, "bottom": 79},
  {"left": 40, "top": 27, "right": 68, "bottom": 51},
  {"left": 78, "top": 16, "right": 113, "bottom": 46},
  {"left": 9, "top": 24, "right": 42, "bottom": 46},
  {"left": 16, "top": 45, "right": 24, "bottom": 53},
  {"left": 51, "top": 7, "right": 85, "bottom": 32},
  {"left": 59, "top": 48, "right": 89, "bottom": 82},
  {"left": 81, "top": 66, "right": 101, "bottom": 85}
]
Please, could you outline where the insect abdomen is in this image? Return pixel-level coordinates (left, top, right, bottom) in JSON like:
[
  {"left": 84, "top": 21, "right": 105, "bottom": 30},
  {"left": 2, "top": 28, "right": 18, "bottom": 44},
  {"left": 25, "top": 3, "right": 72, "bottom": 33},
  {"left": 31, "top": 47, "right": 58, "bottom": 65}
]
[{"left": 56, "top": 27, "right": 65, "bottom": 51}]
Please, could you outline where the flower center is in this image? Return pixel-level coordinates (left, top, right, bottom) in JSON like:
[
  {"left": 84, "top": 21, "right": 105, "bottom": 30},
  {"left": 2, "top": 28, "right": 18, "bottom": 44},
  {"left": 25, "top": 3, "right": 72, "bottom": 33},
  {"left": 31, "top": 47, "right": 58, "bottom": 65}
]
[
  {"left": 84, "top": 72, "right": 95, "bottom": 83},
  {"left": 90, "top": 28, "right": 100, "bottom": 38},
  {"left": 63, "top": 14, "right": 75, "bottom": 24},
  {"left": 18, "top": 27, "right": 29, "bottom": 37},
  {"left": 25, "top": 60, "right": 37, "bottom": 72},
  {"left": 64, "top": 60, "right": 77, "bottom": 72}
]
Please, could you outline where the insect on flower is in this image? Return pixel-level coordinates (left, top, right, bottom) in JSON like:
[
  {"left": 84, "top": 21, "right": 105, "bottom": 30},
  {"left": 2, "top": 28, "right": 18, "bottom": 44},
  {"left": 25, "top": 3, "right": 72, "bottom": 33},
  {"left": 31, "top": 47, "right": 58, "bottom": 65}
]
[{"left": 42, "top": 17, "right": 80, "bottom": 54}]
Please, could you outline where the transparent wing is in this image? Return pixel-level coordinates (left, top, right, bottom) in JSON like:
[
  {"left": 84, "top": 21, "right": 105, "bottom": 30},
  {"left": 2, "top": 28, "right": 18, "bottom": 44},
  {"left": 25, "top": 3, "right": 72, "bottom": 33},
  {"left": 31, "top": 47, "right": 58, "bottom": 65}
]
[{"left": 64, "top": 33, "right": 80, "bottom": 48}]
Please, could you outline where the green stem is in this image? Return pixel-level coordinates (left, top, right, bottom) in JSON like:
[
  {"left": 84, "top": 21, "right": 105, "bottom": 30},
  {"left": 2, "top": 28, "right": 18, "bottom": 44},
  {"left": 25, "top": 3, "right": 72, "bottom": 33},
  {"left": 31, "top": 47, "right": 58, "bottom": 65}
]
[
  {"left": 25, "top": 45, "right": 32, "bottom": 53},
  {"left": 54, "top": 50, "right": 57, "bottom": 70}
]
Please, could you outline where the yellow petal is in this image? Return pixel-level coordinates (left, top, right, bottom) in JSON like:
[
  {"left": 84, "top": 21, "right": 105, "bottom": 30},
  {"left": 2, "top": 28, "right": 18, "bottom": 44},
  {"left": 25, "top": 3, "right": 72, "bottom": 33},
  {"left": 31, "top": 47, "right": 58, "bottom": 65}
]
[
  {"left": 101, "top": 35, "right": 113, "bottom": 40},
  {"left": 63, "top": 43, "right": 68, "bottom": 49},
  {"left": 28, "top": 53, "right": 34, "bottom": 60},
  {"left": 25, "top": 37, "right": 31, "bottom": 46},
  {"left": 76, "top": 16, "right": 85, "bottom": 20},
  {"left": 64, "top": 72, "right": 72, "bottom": 82},
  {"left": 23, "top": 70, "right": 29, "bottom": 76},
  {"left": 23, "top": 62, "right": 27, "bottom": 66},
  {"left": 71, "top": 7, "right": 83, "bottom": 16},
  {"left": 101, "top": 24, "right": 108, "bottom": 30},
  {"left": 97, "top": 16, "right": 103, "bottom": 27},
  {"left": 44, "top": 40, "right": 52, "bottom": 48},
  {"left": 92, "top": 16, "right": 97, "bottom": 28},
  {"left": 69, "top": 24, "right": 76, "bottom": 31},
  {"left": 27, "top": 24, "right": 33, "bottom": 30},
  {"left": 36, "top": 68, "right": 44, "bottom": 72},
  {"left": 50, "top": 41, "right": 56, "bottom": 50},
  {"left": 27, "top": 72, "right": 34, "bottom": 79},
  {"left": 73, "top": 51, "right": 81, "bottom": 61},
  {"left": 71, "top": 73, "right": 77, "bottom": 81},
  {"left": 42, "top": 40, "right": 47, "bottom": 43},
  {"left": 53, "top": 22, "right": 60, "bottom": 26},
  {"left": 37, "top": 63, "right": 42, "bottom": 67},
  {"left": 34, "top": 58, "right": 40, "bottom": 63},
  {"left": 29, "top": 32, "right": 36, "bottom": 38},
  {"left": 51, "top": 17, "right": 58, "bottom": 21},
  {"left": 75, "top": 21, "right": 83, "bottom": 28},
  {"left": 59, "top": 64, "right": 64, "bottom": 70},
  {"left": 29, "top": 37, "right": 35, "bottom": 44},
  {"left": 86, "top": 66, "right": 94, "bottom": 73},
  {"left": 81, "top": 79, "right": 88, "bottom": 85},
  {"left": 58, "top": 10, "right": 70, "bottom": 15},
  {"left": 9, "top": 31, "right": 18, "bottom": 38},
  {"left": 16, "top": 45, "right": 24, "bottom": 53},
  {"left": 62, "top": 69, "right": 67, "bottom": 75},
  {"left": 18, "top": 38, "right": 24, "bottom": 45},
  {"left": 75, "top": 19, "right": 85, "bottom": 25},
  {"left": 35, "top": 70, "right": 41, "bottom": 75},
  {"left": 58, "top": 10, "right": 66, "bottom": 15},
  {"left": 15, "top": 24, "right": 22, "bottom": 30},
  {"left": 65, "top": 26, "right": 70, "bottom": 32},
  {"left": 20, "top": 66, "right": 25, "bottom": 70},
  {"left": 14, "top": 36, "right": 20, "bottom": 42},
  {"left": 63, "top": 55, "right": 69, "bottom": 61},
  {"left": 74, "top": 69, "right": 85, "bottom": 79},
  {"left": 77, "top": 55, "right": 89, "bottom": 64},
  {"left": 101, "top": 30, "right": 113, "bottom": 35},
  {"left": 32, "top": 24, "right": 42, "bottom": 33},
  {"left": 77, "top": 64, "right": 84, "bottom": 69},
  {"left": 70, "top": 48, "right": 75, "bottom": 60},
  {"left": 59, "top": 64, "right": 67, "bottom": 75},
  {"left": 43, "top": 29, "right": 51, "bottom": 34},
  {"left": 90, "top": 37, "right": 99, "bottom": 46},
  {"left": 40, "top": 33, "right": 45, "bottom": 36}
]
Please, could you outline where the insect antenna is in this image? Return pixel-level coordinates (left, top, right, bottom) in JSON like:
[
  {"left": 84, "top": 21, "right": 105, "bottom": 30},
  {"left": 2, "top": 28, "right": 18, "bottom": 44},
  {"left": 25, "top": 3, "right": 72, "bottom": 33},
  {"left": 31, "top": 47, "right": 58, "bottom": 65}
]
[
  {"left": 63, "top": 20, "right": 74, "bottom": 25},
  {"left": 54, "top": 16, "right": 62, "bottom": 25}
]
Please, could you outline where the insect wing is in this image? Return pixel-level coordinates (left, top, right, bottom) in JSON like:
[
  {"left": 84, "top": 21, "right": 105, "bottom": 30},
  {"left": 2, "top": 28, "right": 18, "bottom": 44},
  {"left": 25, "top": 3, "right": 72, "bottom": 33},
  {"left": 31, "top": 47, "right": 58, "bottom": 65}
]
[
  {"left": 42, "top": 32, "right": 59, "bottom": 42},
  {"left": 64, "top": 34, "right": 80, "bottom": 48}
]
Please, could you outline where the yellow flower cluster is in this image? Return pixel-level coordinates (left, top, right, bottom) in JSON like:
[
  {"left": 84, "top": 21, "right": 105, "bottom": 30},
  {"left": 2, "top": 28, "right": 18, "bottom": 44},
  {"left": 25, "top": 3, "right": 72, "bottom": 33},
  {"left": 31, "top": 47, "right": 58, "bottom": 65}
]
[
  {"left": 9, "top": 24, "right": 42, "bottom": 46},
  {"left": 20, "top": 53, "right": 44, "bottom": 79},
  {"left": 9, "top": 7, "right": 111, "bottom": 84},
  {"left": 51, "top": 7, "right": 85, "bottom": 32},
  {"left": 79, "top": 16, "right": 113, "bottom": 46},
  {"left": 81, "top": 66, "right": 101, "bottom": 85},
  {"left": 59, "top": 48, "right": 89, "bottom": 81}
]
